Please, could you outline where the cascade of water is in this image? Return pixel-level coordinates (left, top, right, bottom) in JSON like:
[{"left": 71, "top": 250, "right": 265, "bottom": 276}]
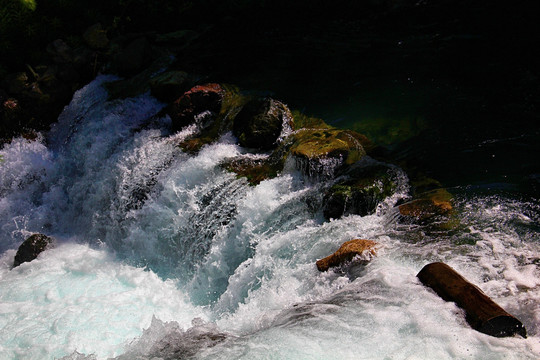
[{"left": 0, "top": 77, "right": 538, "bottom": 360}]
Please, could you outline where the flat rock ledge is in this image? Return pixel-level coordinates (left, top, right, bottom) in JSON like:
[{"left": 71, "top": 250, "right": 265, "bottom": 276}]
[{"left": 316, "top": 239, "right": 378, "bottom": 272}]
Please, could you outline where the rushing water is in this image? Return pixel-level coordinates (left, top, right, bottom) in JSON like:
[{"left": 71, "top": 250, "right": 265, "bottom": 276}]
[{"left": 0, "top": 76, "right": 538, "bottom": 359}]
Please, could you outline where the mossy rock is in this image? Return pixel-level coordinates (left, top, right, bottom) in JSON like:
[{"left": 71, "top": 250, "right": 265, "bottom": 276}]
[
  {"left": 323, "top": 160, "right": 398, "bottom": 219},
  {"left": 398, "top": 188, "right": 453, "bottom": 222},
  {"left": 290, "top": 110, "right": 332, "bottom": 130},
  {"left": 233, "top": 98, "right": 292, "bottom": 150},
  {"left": 222, "top": 157, "right": 282, "bottom": 185},
  {"left": 289, "top": 129, "right": 369, "bottom": 179}
]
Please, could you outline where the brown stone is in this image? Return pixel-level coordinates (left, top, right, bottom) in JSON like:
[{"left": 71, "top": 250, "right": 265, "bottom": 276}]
[
  {"left": 316, "top": 239, "right": 378, "bottom": 271},
  {"left": 417, "top": 262, "right": 526, "bottom": 338},
  {"left": 398, "top": 188, "right": 452, "bottom": 221},
  {"left": 168, "top": 83, "right": 225, "bottom": 132}
]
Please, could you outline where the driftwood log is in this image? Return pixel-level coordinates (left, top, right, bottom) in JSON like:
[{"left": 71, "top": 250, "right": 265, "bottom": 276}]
[{"left": 417, "top": 262, "right": 526, "bottom": 338}]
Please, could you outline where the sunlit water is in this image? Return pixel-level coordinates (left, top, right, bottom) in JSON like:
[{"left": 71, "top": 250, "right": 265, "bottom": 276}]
[{"left": 0, "top": 76, "right": 538, "bottom": 359}]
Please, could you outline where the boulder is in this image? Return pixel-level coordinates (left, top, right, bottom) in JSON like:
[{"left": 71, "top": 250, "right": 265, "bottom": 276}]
[
  {"left": 13, "top": 234, "right": 55, "bottom": 268},
  {"left": 46, "top": 39, "right": 73, "bottom": 64},
  {"left": 417, "top": 262, "right": 527, "bottom": 338},
  {"left": 114, "top": 37, "right": 152, "bottom": 76},
  {"left": 233, "top": 98, "right": 292, "bottom": 150},
  {"left": 323, "top": 160, "right": 399, "bottom": 219},
  {"left": 398, "top": 188, "right": 452, "bottom": 222},
  {"left": 221, "top": 154, "right": 285, "bottom": 185},
  {"left": 149, "top": 70, "right": 192, "bottom": 102},
  {"left": 168, "top": 83, "right": 225, "bottom": 132},
  {"left": 316, "top": 239, "right": 378, "bottom": 271},
  {"left": 83, "top": 23, "right": 109, "bottom": 50},
  {"left": 290, "top": 129, "right": 369, "bottom": 179}
]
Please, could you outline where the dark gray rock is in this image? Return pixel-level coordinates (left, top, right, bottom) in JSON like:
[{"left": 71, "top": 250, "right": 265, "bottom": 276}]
[
  {"left": 13, "top": 234, "right": 55, "bottom": 268},
  {"left": 233, "top": 98, "right": 291, "bottom": 150}
]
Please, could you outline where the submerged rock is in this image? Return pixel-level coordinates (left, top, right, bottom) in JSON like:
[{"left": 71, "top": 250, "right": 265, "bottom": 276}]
[
  {"left": 316, "top": 239, "right": 378, "bottom": 271},
  {"left": 13, "top": 233, "right": 55, "bottom": 268},
  {"left": 417, "top": 262, "right": 527, "bottom": 338},
  {"left": 233, "top": 98, "right": 292, "bottom": 150}
]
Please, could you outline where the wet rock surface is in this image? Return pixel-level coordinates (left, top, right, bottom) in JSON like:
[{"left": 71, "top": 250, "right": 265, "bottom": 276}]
[
  {"left": 232, "top": 98, "right": 292, "bottom": 150},
  {"left": 13, "top": 233, "right": 55, "bottom": 268}
]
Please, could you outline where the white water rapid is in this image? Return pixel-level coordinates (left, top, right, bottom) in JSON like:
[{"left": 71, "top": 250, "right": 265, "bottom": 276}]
[{"left": 0, "top": 76, "right": 538, "bottom": 359}]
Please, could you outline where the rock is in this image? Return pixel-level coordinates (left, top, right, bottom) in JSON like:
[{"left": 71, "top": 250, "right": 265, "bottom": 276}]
[
  {"left": 83, "top": 23, "right": 109, "bottom": 49},
  {"left": 114, "top": 37, "right": 152, "bottom": 76},
  {"left": 221, "top": 155, "right": 284, "bottom": 185},
  {"left": 316, "top": 239, "right": 378, "bottom": 271},
  {"left": 168, "top": 83, "right": 225, "bottom": 132},
  {"left": 13, "top": 234, "right": 55, "bottom": 268},
  {"left": 290, "top": 129, "right": 369, "bottom": 179},
  {"left": 46, "top": 39, "right": 73, "bottom": 64},
  {"left": 149, "top": 70, "right": 192, "bottom": 102},
  {"left": 417, "top": 262, "right": 527, "bottom": 338},
  {"left": 398, "top": 188, "right": 452, "bottom": 222},
  {"left": 323, "top": 160, "right": 399, "bottom": 219},
  {"left": 233, "top": 98, "right": 292, "bottom": 150},
  {"left": 105, "top": 56, "right": 175, "bottom": 100},
  {"left": 4, "top": 72, "right": 30, "bottom": 94}
]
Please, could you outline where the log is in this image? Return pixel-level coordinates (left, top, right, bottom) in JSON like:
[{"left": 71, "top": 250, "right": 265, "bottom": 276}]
[{"left": 417, "top": 262, "right": 526, "bottom": 338}]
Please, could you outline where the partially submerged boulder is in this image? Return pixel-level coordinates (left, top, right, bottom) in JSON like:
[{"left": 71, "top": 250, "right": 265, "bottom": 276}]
[
  {"left": 323, "top": 160, "right": 399, "bottom": 219},
  {"left": 168, "top": 83, "right": 225, "bottom": 132},
  {"left": 13, "top": 234, "right": 55, "bottom": 268},
  {"left": 233, "top": 98, "right": 292, "bottom": 150},
  {"left": 398, "top": 188, "right": 453, "bottom": 222},
  {"left": 290, "top": 129, "right": 370, "bottom": 179},
  {"left": 417, "top": 262, "right": 527, "bottom": 338},
  {"left": 316, "top": 239, "right": 378, "bottom": 271}
]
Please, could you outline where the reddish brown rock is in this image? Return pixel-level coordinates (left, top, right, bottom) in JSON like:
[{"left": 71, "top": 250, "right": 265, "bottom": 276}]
[
  {"left": 316, "top": 239, "right": 378, "bottom": 271},
  {"left": 168, "top": 83, "right": 225, "bottom": 132},
  {"left": 417, "top": 262, "right": 526, "bottom": 338}
]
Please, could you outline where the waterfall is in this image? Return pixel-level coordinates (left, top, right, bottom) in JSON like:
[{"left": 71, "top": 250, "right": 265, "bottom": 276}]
[{"left": 0, "top": 77, "right": 538, "bottom": 359}]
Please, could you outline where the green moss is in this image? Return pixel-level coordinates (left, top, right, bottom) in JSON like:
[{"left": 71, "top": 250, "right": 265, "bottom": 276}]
[
  {"left": 291, "top": 110, "right": 332, "bottom": 130},
  {"left": 290, "top": 128, "right": 366, "bottom": 164}
]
